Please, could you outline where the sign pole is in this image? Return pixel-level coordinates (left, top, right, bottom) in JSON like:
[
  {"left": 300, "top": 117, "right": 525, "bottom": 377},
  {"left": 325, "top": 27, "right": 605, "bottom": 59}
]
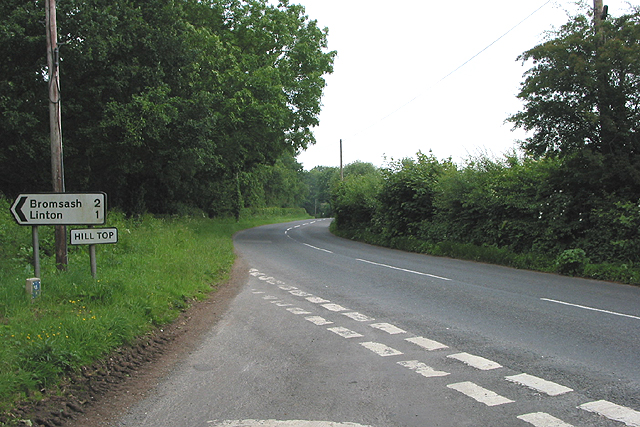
[
  {"left": 88, "top": 225, "right": 97, "bottom": 278},
  {"left": 32, "top": 226, "right": 41, "bottom": 278}
]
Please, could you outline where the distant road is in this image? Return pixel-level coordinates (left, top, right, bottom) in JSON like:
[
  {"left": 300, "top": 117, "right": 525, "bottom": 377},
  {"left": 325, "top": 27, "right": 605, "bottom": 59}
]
[{"left": 116, "top": 219, "right": 640, "bottom": 427}]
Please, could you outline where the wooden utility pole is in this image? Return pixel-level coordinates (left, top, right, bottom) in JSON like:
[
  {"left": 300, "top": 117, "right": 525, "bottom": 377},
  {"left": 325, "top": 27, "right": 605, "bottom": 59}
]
[
  {"left": 340, "top": 139, "right": 344, "bottom": 181},
  {"left": 594, "top": 0, "right": 604, "bottom": 26},
  {"left": 46, "top": 0, "right": 68, "bottom": 268}
]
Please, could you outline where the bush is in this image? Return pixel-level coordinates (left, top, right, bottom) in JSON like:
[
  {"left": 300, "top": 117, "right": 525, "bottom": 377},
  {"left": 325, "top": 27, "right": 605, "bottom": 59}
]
[{"left": 556, "top": 249, "right": 588, "bottom": 275}]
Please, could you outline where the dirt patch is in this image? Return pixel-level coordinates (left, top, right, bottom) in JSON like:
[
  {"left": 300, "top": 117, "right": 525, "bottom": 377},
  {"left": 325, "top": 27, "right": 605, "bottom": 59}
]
[{"left": 1, "top": 256, "right": 249, "bottom": 427}]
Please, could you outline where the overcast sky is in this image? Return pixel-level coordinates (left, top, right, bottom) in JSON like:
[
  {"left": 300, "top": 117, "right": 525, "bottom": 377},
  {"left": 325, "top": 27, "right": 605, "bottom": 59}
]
[{"left": 292, "top": 0, "right": 636, "bottom": 170}]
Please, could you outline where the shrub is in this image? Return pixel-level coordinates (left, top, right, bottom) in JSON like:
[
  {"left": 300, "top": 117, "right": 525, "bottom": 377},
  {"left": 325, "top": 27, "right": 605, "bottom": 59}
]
[{"left": 556, "top": 249, "right": 588, "bottom": 275}]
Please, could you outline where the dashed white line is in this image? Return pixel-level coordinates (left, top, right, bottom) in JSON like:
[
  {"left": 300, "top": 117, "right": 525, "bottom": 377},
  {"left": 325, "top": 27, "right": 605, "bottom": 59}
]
[
  {"left": 278, "top": 285, "right": 298, "bottom": 291},
  {"left": 370, "top": 323, "right": 407, "bottom": 335},
  {"left": 322, "top": 303, "right": 349, "bottom": 312},
  {"left": 360, "top": 342, "right": 403, "bottom": 357},
  {"left": 303, "top": 243, "right": 333, "bottom": 253},
  {"left": 506, "top": 373, "right": 573, "bottom": 396},
  {"left": 287, "top": 307, "right": 312, "bottom": 315},
  {"left": 447, "top": 381, "right": 514, "bottom": 406},
  {"left": 517, "top": 412, "right": 574, "bottom": 427},
  {"left": 342, "top": 312, "right": 375, "bottom": 322},
  {"left": 306, "top": 297, "right": 331, "bottom": 304},
  {"left": 541, "top": 298, "right": 640, "bottom": 321},
  {"left": 579, "top": 400, "right": 640, "bottom": 427},
  {"left": 305, "top": 316, "right": 333, "bottom": 326},
  {"left": 405, "top": 336, "right": 448, "bottom": 351},
  {"left": 273, "top": 302, "right": 293, "bottom": 307},
  {"left": 263, "top": 295, "right": 278, "bottom": 300},
  {"left": 328, "top": 327, "right": 363, "bottom": 339},
  {"left": 290, "top": 290, "right": 313, "bottom": 297},
  {"left": 356, "top": 258, "right": 452, "bottom": 281},
  {"left": 398, "top": 360, "right": 450, "bottom": 378},
  {"left": 447, "top": 352, "right": 502, "bottom": 370}
]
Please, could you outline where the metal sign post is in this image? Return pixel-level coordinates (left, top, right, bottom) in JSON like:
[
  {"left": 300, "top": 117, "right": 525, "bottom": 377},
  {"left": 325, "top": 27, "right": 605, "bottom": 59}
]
[
  {"left": 69, "top": 227, "right": 118, "bottom": 278},
  {"left": 10, "top": 192, "right": 109, "bottom": 278}
]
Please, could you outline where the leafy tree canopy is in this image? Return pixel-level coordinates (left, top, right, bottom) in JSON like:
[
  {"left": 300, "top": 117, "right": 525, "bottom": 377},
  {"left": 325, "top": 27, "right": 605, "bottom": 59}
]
[
  {"left": 0, "top": 0, "right": 335, "bottom": 214},
  {"left": 508, "top": 4, "right": 640, "bottom": 159},
  {"left": 508, "top": 3, "right": 640, "bottom": 202}
]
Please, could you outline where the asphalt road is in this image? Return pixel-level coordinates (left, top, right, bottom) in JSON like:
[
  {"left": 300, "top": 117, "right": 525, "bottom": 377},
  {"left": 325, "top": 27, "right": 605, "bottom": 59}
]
[{"left": 116, "top": 219, "right": 640, "bottom": 427}]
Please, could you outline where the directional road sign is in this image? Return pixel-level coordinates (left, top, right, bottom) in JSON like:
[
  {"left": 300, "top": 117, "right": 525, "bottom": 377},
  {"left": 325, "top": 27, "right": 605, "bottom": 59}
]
[
  {"left": 70, "top": 228, "right": 118, "bottom": 245},
  {"left": 10, "top": 193, "right": 106, "bottom": 225}
]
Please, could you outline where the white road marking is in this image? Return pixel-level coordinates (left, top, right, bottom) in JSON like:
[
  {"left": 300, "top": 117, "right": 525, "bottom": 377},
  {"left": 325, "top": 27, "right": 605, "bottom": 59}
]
[
  {"left": 518, "top": 412, "right": 575, "bottom": 427},
  {"left": 342, "top": 312, "right": 375, "bottom": 322},
  {"left": 541, "top": 298, "right": 640, "bottom": 321},
  {"left": 306, "top": 297, "right": 331, "bottom": 304},
  {"left": 278, "top": 285, "right": 298, "bottom": 291},
  {"left": 252, "top": 291, "right": 265, "bottom": 294},
  {"left": 287, "top": 307, "right": 312, "bottom": 315},
  {"left": 328, "top": 327, "right": 363, "bottom": 339},
  {"left": 370, "top": 323, "right": 407, "bottom": 335},
  {"left": 290, "top": 290, "right": 313, "bottom": 297},
  {"left": 273, "top": 302, "right": 293, "bottom": 307},
  {"left": 579, "top": 400, "right": 640, "bottom": 426},
  {"left": 447, "top": 352, "right": 502, "bottom": 370},
  {"left": 505, "top": 373, "right": 573, "bottom": 396},
  {"left": 305, "top": 316, "right": 333, "bottom": 326},
  {"left": 322, "top": 303, "right": 349, "bottom": 312},
  {"left": 405, "top": 336, "right": 448, "bottom": 351},
  {"left": 262, "top": 295, "right": 278, "bottom": 300},
  {"left": 208, "top": 420, "right": 372, "bottom": 427},
  {"left": 398, "top": 360, "right": 450, "bottom": 378},
  {"left": 303, "top": 243, "right": 333, "bottom": 253},
  {"left": 447, "top": 381, "right": 514, "bottom": 406},
  {"left": 360, "top": 342, "right": 403, "bottom": 357},
  {"left": 356, "top": 258, "right": 452, "bottom": 281},
  {"left": 258, "top": 276, "right": 274, "bottom": 281}
]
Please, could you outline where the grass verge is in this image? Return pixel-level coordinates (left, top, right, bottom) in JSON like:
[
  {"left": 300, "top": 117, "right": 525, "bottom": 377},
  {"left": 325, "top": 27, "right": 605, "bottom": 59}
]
[{"left": 0, "top": 204, "right": 309, "bottom": 416}]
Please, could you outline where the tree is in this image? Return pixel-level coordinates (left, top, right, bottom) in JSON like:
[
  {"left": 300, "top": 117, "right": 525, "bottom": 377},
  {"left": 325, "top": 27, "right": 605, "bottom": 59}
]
[
  {"left": 508, "top": 5, "right": 640, "bottom": 201},
  {"left": 303, "top": 166, "right": 338, "bottom": 217},
  {"left": 0, "top": 0, "right": 335, "bottom": 214},
  {"left": 377, "top": 152, "right": 453, "bottom": 238},
  {"left": 330, "top": 162, "right": 381, "bottom": 230}
]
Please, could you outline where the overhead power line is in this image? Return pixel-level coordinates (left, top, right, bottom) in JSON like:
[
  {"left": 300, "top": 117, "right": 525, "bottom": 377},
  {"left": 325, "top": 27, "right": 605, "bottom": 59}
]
[{"left": 350, "top": 0, "right": 554, "bottom": 139}]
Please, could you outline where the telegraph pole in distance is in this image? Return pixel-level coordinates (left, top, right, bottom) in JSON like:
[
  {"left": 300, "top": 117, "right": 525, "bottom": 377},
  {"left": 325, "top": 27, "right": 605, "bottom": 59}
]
[
  {"left": 340, "top": 139, "right": 344, "bottom": 181},
  {"left": 46, "top": 0, "right": 68, "bottom": 268}
]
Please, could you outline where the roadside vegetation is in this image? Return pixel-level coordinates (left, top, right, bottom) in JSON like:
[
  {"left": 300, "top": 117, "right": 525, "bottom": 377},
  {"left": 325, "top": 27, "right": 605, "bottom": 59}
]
[
  {"left": 3, "top": 0, "right": 640, "bottom": 421},
  {"left": 329, "top": 153, "right": 640, "bottom": 285},
  {"left": 325, "top": 5, "right": 640, "bottom": 285},
  {"left": 0, "top": 197, "right": 309, "bottom": 416}
]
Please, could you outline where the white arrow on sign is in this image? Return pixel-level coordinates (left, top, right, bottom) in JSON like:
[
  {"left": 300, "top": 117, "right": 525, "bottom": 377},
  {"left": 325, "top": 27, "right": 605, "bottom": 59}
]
[{"left": 10, "top": 193, "right": 106, "bottom": 225}]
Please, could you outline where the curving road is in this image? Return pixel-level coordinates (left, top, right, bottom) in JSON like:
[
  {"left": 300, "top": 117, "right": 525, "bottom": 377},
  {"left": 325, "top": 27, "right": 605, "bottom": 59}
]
[{"left": 116, "top": 219, "right": 640, "bottom": 427}]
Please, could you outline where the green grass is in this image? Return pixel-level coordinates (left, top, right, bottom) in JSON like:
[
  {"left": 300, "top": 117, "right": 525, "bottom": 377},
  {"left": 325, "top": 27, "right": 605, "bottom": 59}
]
[{"left": 0, "top": 202, "right": 310, "bottom": 413}]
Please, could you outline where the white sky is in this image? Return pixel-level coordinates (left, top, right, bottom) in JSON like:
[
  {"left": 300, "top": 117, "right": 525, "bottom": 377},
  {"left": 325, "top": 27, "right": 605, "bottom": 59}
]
[{"left": 293, "top": 0, "right": 637, "bottom": 170}]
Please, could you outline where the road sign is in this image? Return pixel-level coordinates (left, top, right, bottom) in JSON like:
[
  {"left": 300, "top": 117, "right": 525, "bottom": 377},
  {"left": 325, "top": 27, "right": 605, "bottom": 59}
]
[
  {"left": 70, "top": 228, "right": 118, "bottom": 245},
  {"left": 10, "top": 193, "right": 106, "bottom": 225}
]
